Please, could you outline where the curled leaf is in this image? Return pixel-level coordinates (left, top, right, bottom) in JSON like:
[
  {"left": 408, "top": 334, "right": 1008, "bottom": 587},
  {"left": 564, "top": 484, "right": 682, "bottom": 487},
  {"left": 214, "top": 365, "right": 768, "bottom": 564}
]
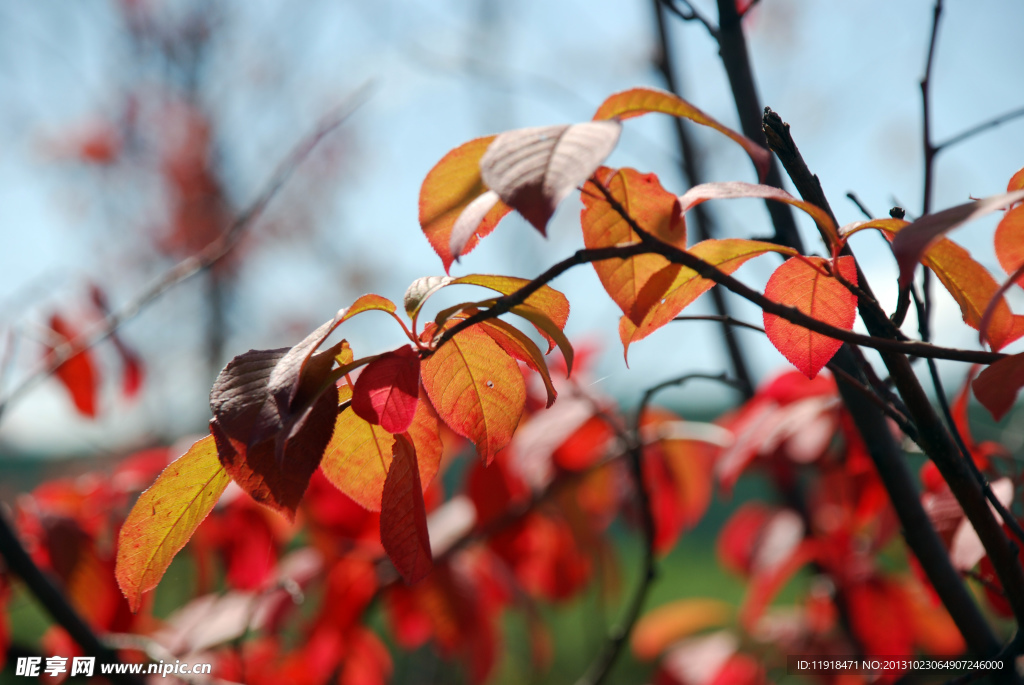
[
  {"left": 404, "top": 276, "right": 454, "bottom": 320},
  {"left": 47, "top": 314, "right": 99, "bottom": 417},
  {"left": 679, "top": 182, "right": 838, "bottom": 247},
  {"left": 420, "top": 136, "right": 512, "bottom": 272},
  {"left": 891, "top": 190, "right": 1024, "bottom": 287},
  {"left": 593, "top": 87, "right": 769, "bottom": 181},
  {"left": 116, "top": 435, "right": 230, "bottom": 612},
  {"left": 973, "top": 353, "right": 1024, "bottom": 422},
  {"left": 478, "top": 121, "right": 622, "bottom": 233}
]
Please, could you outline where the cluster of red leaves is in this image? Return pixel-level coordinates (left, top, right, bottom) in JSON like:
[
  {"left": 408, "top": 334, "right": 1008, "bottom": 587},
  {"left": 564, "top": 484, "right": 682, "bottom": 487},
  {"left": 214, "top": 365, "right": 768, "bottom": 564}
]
[{"left": 12, "top": 83, "right": 1024, "bottom": 685}]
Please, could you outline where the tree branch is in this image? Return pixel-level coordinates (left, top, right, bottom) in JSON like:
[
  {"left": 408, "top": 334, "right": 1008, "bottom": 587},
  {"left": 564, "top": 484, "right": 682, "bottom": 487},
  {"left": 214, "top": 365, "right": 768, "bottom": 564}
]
[{"left": 652, "top": 0, "right": 754, "bottom": 398}]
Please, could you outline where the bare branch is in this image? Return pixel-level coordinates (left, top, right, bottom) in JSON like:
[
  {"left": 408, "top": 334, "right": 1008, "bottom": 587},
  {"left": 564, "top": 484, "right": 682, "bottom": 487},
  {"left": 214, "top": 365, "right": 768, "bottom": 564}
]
[
  {"left": 936, "top": 105, "right": 1024, "bottom": 152},
  {"left": 660, "top": 0, "right": 719, "bottom": 39}
]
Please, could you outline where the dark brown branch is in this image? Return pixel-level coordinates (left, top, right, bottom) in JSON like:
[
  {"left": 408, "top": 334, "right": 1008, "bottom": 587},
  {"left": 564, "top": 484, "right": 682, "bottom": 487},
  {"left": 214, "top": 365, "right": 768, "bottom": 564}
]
[
  {"left": 0, "top": 513, "right": 143, "bottom": 685},
  {"left": 763, "top": 106, "right": 1023, "bottom": 661},
  {"left": 659, "top": 0, "right": 719, "bottom": 38},
  {"left": 0, "top": 84, "right": 371, "bottom": 419},
  {"left": 652, "top": 0, "right": 754, "bottom": 398},
  {"left": 711, "top": 0, "right": 805, "bottom": 252},
  {"left": 921, "top": 0, "right": 943, "bottom": 217}
]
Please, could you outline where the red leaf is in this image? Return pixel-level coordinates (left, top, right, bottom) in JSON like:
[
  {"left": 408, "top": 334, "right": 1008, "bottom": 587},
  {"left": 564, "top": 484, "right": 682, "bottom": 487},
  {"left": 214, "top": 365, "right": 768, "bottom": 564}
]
[
  {"left": 352, "top": 345, "right": 421, "bottom": 433},
  {"left": 381, "top": 435, "right": 433, "bottom": 584},
  {"left": 995, "top": 204, "right": 1024, "bottom": 288},
  {"left": 973, "top": 353, "right": 1024, "bottom": 421},
  {"left": 763, "top": 256, "right": 857, "bottom": 379},
  {"left": 47, "top": 314, "right": 99, "bottom": 417}
]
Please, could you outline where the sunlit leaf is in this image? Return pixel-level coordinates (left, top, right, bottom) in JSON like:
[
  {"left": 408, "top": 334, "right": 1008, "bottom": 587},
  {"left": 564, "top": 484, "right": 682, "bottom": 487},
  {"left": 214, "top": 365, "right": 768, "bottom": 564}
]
[
  {"left": 678, "top": 181, "right": 838, "bottom": 246},
  {"left": 420, "top": 136, "right": 512, "bottom": 272},
  {"left": 352, "top": 345, "right": 421, "bottom": 434},
  {"left": 421, "top": 325, "right": 526, "bottom": 463},
  {"left": 631, "top": 598, "right": 733, "bottom": 660},
  {"left": 973, "top": 353, "right": 1024, "bottom": 421},
  {"left": 593, "top": 87, "right": 769, "bottom": 181},
  {"left": 509, "top": 305, "right": 574, "bottom": 375},
  {"left": 381, "top": 435, "right": 433, "bottom": 584},
  {"left": 116, "top": 435, "right": 230, "bottom": 612},
  {"left": 321, "top": 385, "right": 440, "bottom": 511},
  {"left": 581, "top": 168, "right": 686, "bottom": 319},
  {"left": 891, "top": 190, "right": 1024, "bottom": 287},
  {"left": 340, "top": 293, "right": 397, "bottom": 322},
  {"left": 477, "top": 121, "right": 621, "bottom": 233},
  {"left": 619, "top": 239, "right": 793, "bottom": 359},
  {"left": 452, "top": 274, "right": 570, "bottom": 354},
  {"left": 479, "top": 319, "right": 557, "bottom": 407},
  {"left": 763, "top": 256, "right": 857, "bottom": 379},
  {"left": 404, "top": 276, "right": 454, "bottom": 320},
  {"left": 995, "top": 205, "right": 1024, "bottom": 288}
]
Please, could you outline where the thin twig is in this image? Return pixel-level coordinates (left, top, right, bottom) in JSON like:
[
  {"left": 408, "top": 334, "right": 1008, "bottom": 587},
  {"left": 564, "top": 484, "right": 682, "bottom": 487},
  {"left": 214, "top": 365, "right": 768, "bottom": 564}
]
[
  {"left": 672, "top": 314, "right": 764, "bottom": 333},
  {"left": 0, "top": 83, "right": 372, "bottom": 420},
  {"left": 659, "top": 0, "right": 719, "bottom": 39},
  {"left": 918, "top": 0, "right": 944, "bottom": 349},
  {"left": 576, "top": 373, "right": 740, "bottom": 685},
  {"left": 936, "top": 105, "right": 1024, "bottom": 151},
  {"left": 846, "top": 191, "right": 874, "bottom": 221}
]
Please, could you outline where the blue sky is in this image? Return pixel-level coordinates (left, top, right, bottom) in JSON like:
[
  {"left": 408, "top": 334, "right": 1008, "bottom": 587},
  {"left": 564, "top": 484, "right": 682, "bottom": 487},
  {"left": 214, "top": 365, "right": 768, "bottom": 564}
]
[{"left": 0, "top": 0, "right": 1022, "bottom": 454}]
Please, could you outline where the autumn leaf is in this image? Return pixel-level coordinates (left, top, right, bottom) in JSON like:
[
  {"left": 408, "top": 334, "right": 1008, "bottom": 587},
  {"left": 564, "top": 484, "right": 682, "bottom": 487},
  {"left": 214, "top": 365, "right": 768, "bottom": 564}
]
[
  {"left": 352, "top": 345, "right": 421, "bottom": 434},
  {"left": 842, "top": 218, "right": 1024, "bottom": 351},
  {"left": 581, "top": 168, "right": 686, "bottom": 319},
  {"left": 891, "top": 190, "right": 1024, "bottom": 287},
  {"left": 678, "top": 181, "right": 839, "bottom": 247},
  {"left": 421, "top": 325, "right": 526, "bottom": 463},
  {"left": 619, "top": 238, "right": 793, "bottom": 359},
  {"left": 212, "top": 381, "right": 338, "bottom": 520},
  {"left": 321, "top": 385, "right": 440, "bottom": 511},
  {"left": 763, "top": 256, "right": 857, "bottom": 379},
  {"left": 631, "top": 598, "right": 733, "bottom": 660},
  {"left": 380, "top": 435, "right": 433, "bottom": 584},
  {"left": 973, "top": 353, "right": 1024, "bottom": 421},
  {"left": 473, "top": 121, "right": 621, "bottom": 235},
  {"left": 47, "top": 314, "right": 99, "bottom": 417},
  {"left": 420, "top": 136, "right": 512, "bottom": 272},
  {"left": 404, "top": 276, "right": 454, "bottom": 320},
  {"left": 995, "top": 205, "right": 1024, "bottom": 287},
  {"left": 116, "top": 435, "right": 230, "bottom": 612},
  {"left": 479, "top": 319, "right": 557, "bottom": 407},
  {"left": 593, "top": 87, "right": 769, "bottom": 181}
]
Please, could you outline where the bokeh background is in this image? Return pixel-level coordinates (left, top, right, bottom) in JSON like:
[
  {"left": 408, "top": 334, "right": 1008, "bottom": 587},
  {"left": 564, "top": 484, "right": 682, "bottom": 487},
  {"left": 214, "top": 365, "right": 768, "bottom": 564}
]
[{"left": 0, "top": 0, "right": 1022, "bottom": 468}]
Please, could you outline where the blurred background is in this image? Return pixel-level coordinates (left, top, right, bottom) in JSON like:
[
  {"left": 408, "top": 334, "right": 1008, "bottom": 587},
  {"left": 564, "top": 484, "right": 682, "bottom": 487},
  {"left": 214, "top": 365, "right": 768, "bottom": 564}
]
[{"left": 0, "top": 0, "right": 1022, "bottom": 465}]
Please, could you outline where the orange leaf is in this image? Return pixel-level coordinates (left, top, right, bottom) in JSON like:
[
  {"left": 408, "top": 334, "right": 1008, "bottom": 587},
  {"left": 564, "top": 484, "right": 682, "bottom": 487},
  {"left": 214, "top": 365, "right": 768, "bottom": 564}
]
[
  {"left": 421, "top": 325, "right": 525, "bottom": 463},
  {"left": 892, "top": 190, "right": 1024, "bottom": 287},
  {"left": 47, "top": 314, "right": 99, "bottom": 417},
  {"left": 973, "top": 353, "right": 1024, "bottom": 421},
  {"left": 763, "top": 256, "right": 857, "bottom": 379},
  {"left": 581, "top": 168, "right": 686, "bottom": 318},
  {"left": 479, "top": 319, "right": 557, "bottom": 408},
  {"left": 116, "top": 435, "right": 230, "bottom": 612},
  {"left": 381, "top": 435, "right": 433, "bottom": 584},
  {"left": 679, "top": 182, "right": 838, "bottom": 247},
  {"left": 995, "top": 205, "right": 1024, "bottom": 288},
  {"left": 340, "top": 293, "right": 397, "bottom": 322},
  {"left": 476, "top": 121, "right": 621, "bottom": 234},
  {"left": 845, "top": 219, "right": 1024, "bottom": 351},
  {"left": 321, "top": 385, "right": 440, "bottom": 511},
  {"left": 1008, "top": 165, "right": 1024, "bottom": 193},
  {"left": 631, "top": 598, "right": 733, "bottom": 660},
  {"left": 619, "top": 239, "right": 792, "bottom": 359},
  {"left": 419, "top": 136, "right": 512, "bottom": 272},
  {"left": 352, "top": 345, "right": 421, "bottom": 433},
  {"left": 452, "top": 274, "right": 569, "bottom": 332},
  {"left": 592, "top": 87, "right": 769, "bottom": 181}
]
